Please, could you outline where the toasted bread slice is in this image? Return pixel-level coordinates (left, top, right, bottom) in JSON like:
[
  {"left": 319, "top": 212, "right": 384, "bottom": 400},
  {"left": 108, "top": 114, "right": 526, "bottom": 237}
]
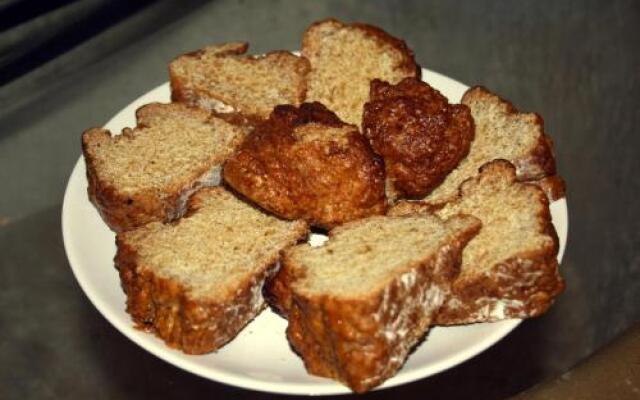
[
  {"left": 390, "top": 160, "right": 564, "bottom": 324},
  {"left": 424, "top": 86, "right": 564, "bottom": 204},
  {"left": 115, "top": 187, "right": 308, "bottom": 354},
  {"left": 170, "top": 42, "right": 310, "bottom": 118},
  {"left": 302, "top": 19, "right": 420, "bottom": 126},
  {"left": 82, "top": 102, "right": 247, "bottom": 232},
  {"left": 223, "top": 102, "right": 386, "bottom": 228},
  {"left": 271, "top": 214, "right": 480, "bottom": 392}
]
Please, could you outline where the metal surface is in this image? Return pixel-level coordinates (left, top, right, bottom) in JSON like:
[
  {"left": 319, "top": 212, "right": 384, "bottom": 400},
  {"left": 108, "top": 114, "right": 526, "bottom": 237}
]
[{"left": 1, "top": 1, "right": 639, "bottom": 398}]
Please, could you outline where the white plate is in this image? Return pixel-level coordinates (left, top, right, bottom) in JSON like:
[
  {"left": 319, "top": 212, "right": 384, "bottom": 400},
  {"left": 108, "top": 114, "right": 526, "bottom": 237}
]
[{"left": 62, "top": 69, "right": 568, "bottom": 395}]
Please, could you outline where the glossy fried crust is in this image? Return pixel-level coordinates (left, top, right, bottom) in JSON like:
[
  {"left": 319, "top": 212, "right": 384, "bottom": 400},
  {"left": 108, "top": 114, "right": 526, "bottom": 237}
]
[
  {"left": 223, "top": 103, "right": 386, "bottom": 228},
  {"left": 362, "top": 78, "right": 474, "bottom": 199}
]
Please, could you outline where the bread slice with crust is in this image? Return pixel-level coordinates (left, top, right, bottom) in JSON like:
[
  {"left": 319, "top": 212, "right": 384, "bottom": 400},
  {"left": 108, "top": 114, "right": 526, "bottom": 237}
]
[
  {"left": 270, "top": 213, "right": 481, "bottom": 392},
  {"left": 82, "top": 102, "right": 248, "bottom": 232},
  {"left": 170, "top": 42, "right": 310, "bottom": 118},
  {"left": 424, "top": 86, "right": 564, "bottom": 204},
  {"left": 390, "top": 160, "right": 564, "bottom": 324},
  {"left": 115, "top": 187, "right": 308, "bottom": 354},
  {"left": 302, "top": 18, "right": 420, "bottom": 126}
]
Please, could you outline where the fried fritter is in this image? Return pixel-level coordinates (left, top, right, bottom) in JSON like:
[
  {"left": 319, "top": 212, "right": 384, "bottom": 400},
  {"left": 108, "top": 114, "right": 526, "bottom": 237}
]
[
  {"left": 362, "top": 78, "right": 474, "bottom": 199},
  {"left": 223, "top": 102, "right": 386, "bottom": 228}
]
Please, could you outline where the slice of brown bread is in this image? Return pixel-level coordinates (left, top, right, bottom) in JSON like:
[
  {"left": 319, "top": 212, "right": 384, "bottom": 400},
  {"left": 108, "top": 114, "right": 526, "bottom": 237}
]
[
  {"left": 115, "top": 187, "right": 308, "bottom": 354},
  {"left": 271, "top": 214, "right": 480, "bottom": 392},
  {"left": 170, "top": 42, "right": 310, "bottom": 118},
  {"left": 82, "top": 102, "right": 248, "bottom": 232},
  {"left": 390, "top": 160, "right": 564, "bottom": 324},
  {"left": 424, "top": 86, "right": 564, "bottom": 204},
  {"left": 302, "top": 19, "right": 420, "bottom": 126}
]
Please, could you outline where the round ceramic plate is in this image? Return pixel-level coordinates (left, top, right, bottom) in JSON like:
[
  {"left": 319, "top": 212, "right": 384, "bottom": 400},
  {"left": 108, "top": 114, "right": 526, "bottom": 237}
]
[{"left": 62, "top": 69, "right": 568, "bottom": 395}]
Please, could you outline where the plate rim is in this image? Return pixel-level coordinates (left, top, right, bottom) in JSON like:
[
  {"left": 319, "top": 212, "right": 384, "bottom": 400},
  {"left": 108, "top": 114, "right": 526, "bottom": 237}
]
[{"left": 61, "top": 68, "right": 568, "bottom": 395}]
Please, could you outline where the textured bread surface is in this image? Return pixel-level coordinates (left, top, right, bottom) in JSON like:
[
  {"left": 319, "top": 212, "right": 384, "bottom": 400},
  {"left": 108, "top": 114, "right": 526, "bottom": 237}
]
[
  {"left": 390, "top": 160, "right": 563, "bottom": 324},
  {"left": 302, "top": 19, "right": 420, "bottom": 126},
  {"left": 170, "top": 42, "right": 310, "bottom": 118},
  {"left": 363, "top": 78, "right": 474, "bottom": 199},
  {"left": 82, "top": 102, "right": 248, "bottom": 232},
  {"left": 115, "top": 187, "right": 308, "bottom": 354},
  {"left": 271, "top": 214, "right": 481, "bottom": 392},
  {"left": 533, "top": 174, "right": 567, "bottom": 200},
  {"left": 223, "top": 102, "right": 386, "bottom": 228},
  {"left": 424, "top": 86, "right": 563, "bottom": 204}
]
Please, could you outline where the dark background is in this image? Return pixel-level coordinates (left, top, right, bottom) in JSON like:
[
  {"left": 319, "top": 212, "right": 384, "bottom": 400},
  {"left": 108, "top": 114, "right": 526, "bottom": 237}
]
[{"left": 1, "top": 1, "right": 638, "bottom": 399}]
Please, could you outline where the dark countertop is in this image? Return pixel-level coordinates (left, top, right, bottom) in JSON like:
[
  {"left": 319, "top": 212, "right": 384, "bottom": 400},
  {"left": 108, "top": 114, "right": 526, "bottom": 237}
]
[
  {"left": 513, "top": 322, "right": 640, "bottom": 400},
  {"left": 1, "top": 1, "right": 639, "bottom": 399}
]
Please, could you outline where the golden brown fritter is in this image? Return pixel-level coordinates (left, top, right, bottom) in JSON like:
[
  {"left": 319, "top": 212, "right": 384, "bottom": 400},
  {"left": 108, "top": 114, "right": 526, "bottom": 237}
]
[
  {"left": 223, "top": 102, "right": 386, "bottom": 228},
  {"left": 362, "top": 78, "right": 474, "bottom": 199}
]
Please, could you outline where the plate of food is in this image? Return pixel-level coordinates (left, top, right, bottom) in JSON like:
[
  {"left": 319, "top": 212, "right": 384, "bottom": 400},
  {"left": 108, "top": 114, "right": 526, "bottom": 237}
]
[{"left": 62, "top": 19, "right": 568, "bottom": 394}]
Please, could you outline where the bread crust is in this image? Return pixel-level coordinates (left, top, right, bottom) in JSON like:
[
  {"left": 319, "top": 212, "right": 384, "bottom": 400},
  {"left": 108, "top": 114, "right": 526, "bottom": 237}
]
[
  {"left": 302, "top": 18, "right": 421, "bottom": 79},
  {"left": 390, "top": 160, "right": 564, "bottom": 324},
  {"left": 82, "top": 103, "right": 243, "bottom": 232},
  {"left": 436, "top": 253, "right": 563, "bottom": 324},
  {"left": 349, "top": 22, "right": 421, "bottom": 79},
  {"left": 263, "top": 259, "right": 297, "bottom": 318},
  {"left": 84, "top": 137, "right": 218, "bottom": 232},
  {"left": 115, "top": 189, "right": 309, "bottom": 354},
  {"left": 274, "top": 215, "right": 481, "bottom": 392},
  {"left": 461, "top": 86, "right": 563, "bottom": 201},
  {"left": 170, "top": 42, "right": 248, "bottom": 108},
  {"left": 223, "top": 102, "right": 386, "bottom": 228},
  {"left": 530, "top": 174, "right": 566, "bottom": 201},
  {"left": 115, "top": 238, "right": 272, "bottom": 354},
  {"left": 170, "top": 42, "right": 310, "bottom": 118},
  {"left": 438, "top": 163, "right": 563, "bottom": 323},
  {"left": 84, "top": 154, "right": 171, "bottom": 232},
  {"left": 363, "top": 78, "right": 474, "bottom": 199}
]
